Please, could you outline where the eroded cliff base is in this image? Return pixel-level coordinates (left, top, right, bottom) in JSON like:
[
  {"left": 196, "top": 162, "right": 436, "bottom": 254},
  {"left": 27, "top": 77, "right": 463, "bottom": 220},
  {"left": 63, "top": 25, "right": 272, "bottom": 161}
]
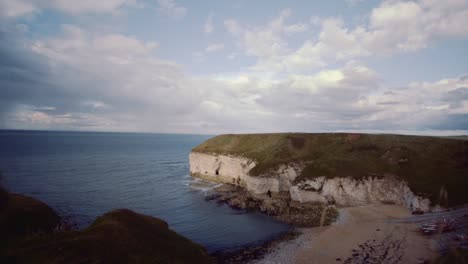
[{"left": 206, "top": 184, "right": 338, "bottom": 227}]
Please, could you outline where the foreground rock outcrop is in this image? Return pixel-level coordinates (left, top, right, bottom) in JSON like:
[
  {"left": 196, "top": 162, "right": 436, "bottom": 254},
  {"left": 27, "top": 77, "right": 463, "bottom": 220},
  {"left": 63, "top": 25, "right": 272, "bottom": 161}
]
[
  {"left": 3, "top": 208, "right": 211, "bottom": 264},
  {"left": 0, "top": 185, "right": 211, "bottom": 264},
  {"left": 190, "top": 133, "right": 468, "bottom": 220},
  {"left": 0, "top": 190, "right": 60, "bottom": 248}
]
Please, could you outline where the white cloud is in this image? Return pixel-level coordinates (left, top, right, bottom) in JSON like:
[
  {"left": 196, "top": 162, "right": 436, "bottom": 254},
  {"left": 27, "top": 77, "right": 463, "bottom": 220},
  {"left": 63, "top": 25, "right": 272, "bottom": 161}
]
[
  {"left": 3, "top": 24, "right": 468, "bottom": 134},
  {"left": 224, "top": 1, "right": 468, "bottom": 74},
  {"left": 9, "top": 25, "right": 203, "bottom": 132},
  {"left": 11, "top": 109, "right": 115, "bottom": 130},
  {"left": 284, "top": 23, "right": 309, "bottom": 34},
  {"left": 345, "top": 0, "right": 365, "bottom": 6},
  {"left": 192, "top": 42, "right": 225, "bottom": 62},
  {"left": 0, "top": 0, "right": 137, "bottom": 18},
  {"left": 2, "top": 1, "right": 468, "bottom": 134},
  {"left": 17, "top": 105, "right": 57, "bottom": 111},
  {"left": 227, "top": 53, "right": 237, "bottom": 60},
  {"left": 192, "top": 51, "right": 205, "bottom": 62},
  {"left": 50, "top": 0, "right": 137, "bottom": 14},
  {"left": 205, "top": 43, "right": 224, "bottom": 52},
  {"left": 364, "top": 0, "right": 468, "bottom": 53},
  {"left": 83, "top": 101, "right": 111, "bottom": 109},
  {"left": 283, "top": 18, "right": 370, "bottom": 72},
  {"left": 224, "top": 9, "right": 298, "bottom": 59},
  {"left": 204, "top": 15, "right": 213, "bottom": 34},
  {"left": 0, "top": 0, "right": 36, "bottom": 18},
  {"left": 157, "top": 0, "right": 187, "bottom": 19}
]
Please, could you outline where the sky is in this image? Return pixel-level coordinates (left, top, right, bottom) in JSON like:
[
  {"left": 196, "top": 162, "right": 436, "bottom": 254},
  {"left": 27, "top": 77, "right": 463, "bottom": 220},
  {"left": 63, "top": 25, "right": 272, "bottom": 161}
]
[{"left": 1, "top": 0, "right": 468, "bottom": 135}]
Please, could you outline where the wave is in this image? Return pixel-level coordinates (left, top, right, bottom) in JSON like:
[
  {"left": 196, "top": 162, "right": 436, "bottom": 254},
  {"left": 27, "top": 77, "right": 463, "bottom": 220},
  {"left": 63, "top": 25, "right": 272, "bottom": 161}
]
[{"left": 188, "top": 178, "right": 222, "bottom": 194}]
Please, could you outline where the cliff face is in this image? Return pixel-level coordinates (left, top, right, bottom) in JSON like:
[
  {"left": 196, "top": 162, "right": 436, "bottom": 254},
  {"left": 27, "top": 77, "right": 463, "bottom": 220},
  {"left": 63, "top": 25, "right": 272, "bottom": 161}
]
[
  {"left": 189, "top": 152, "right": 302, "bottom": 194},
  {"left": 290, "top": 176, "right": 430, "bottom": 211},
  {"left": 189, "top": 152, "right": 431, "bottom": 211}
]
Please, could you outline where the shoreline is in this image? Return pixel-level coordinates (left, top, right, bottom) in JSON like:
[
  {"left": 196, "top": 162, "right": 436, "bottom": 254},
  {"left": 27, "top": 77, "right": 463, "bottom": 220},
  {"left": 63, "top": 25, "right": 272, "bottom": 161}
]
[
  {"left": 204, "top": 183, "right": 434, "bottom": 263},
  {"left": 211, "top": 229, "right": 301, "bottom": 264},
  {"left": 251, "top": 204, "right": 438, "bottom": 264},
  {"left": 199, "top": 179, "right": 466, "bottom": 263},
  {"left": 210, "top": 204, "right": 440, "bottom": 264}
]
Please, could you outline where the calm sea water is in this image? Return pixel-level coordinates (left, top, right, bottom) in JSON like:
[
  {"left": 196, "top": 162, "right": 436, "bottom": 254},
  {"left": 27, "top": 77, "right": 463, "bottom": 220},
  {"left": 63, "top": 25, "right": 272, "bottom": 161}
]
[{"left": 0, "top": 130, "right": 290, "bottom": 252}]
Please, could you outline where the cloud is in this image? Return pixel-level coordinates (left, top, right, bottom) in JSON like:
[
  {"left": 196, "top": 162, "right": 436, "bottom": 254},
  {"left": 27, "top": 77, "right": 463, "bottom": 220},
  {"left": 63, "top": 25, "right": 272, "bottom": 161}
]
[
  {"left": 1, "top": 1, "right": 468, "bottom": 135},
  {"left": 157, "top": 0, "right": 187, "bottom": 19},
  {"left": 256, "top": 63, "right": 381, "bottom": 126},
  {"left": 283, "top": 18, "right": 369, "bottom": 72},
  {"left": 0, "top": 24, "right": 203, "bottom": 132},
  {"left": 192, "top": 51, "right": 205, "bottom": 62},
  {"left": 224, "top": 9, "right": 299, "bottom": 59},
  {"left": 284, "top": 23, "right": 309, "bottom": 34},
  {"left": 82, "top": 101, "right": 111, "bottom": 109},
  {"left": 345, "top": 0, "right": 365, "bottom": 6},
  {"left": 0, "top": 0, "right": 36, "bottom": 18},
  {"left": 348, "top": 0, "right": 468, "bottom": 54},
  {"left": 364, "top": 0, "right": 468, "bottom": 52},
  {"left": 9, "top": 104, "right": 115, "bottom": 130},
  {"left": 0, "top": 0, "right": 137, "bottom": 18},
  {"left": 355, "top": 74, "right": 468, "bottom": 130},
  {"left": 205, "top": 43, "right": 224, "bottom": 52},
  {"left": 225, "top": 1, "right": 468, "bottom": 74},
  {"left": 227, "top": 53, "right": 237, "bottom": 60},
  {"left": 204, "top": 15, "right": 213, "bottom": 34},
  {"left": 199, "top": 63, "right": 468, "bottom": 133},
  {"left": 2, "top": 23, "right": 468, "bottom": 134},
  {"left": 49, "top": 0, "right": 138, "bottom": 15}
]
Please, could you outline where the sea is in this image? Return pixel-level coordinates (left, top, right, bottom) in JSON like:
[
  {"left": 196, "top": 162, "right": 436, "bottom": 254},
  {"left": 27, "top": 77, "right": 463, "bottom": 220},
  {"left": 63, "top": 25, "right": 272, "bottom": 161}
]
[{"left": 0, "top": 130, "right": 290, "bottom": 252}]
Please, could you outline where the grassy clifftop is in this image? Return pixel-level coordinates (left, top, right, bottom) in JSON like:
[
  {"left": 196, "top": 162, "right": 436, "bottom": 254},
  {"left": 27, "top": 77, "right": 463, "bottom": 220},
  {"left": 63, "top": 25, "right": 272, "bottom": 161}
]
[{"left": 192, "top": 133, "right": 468, "bottom": 206}]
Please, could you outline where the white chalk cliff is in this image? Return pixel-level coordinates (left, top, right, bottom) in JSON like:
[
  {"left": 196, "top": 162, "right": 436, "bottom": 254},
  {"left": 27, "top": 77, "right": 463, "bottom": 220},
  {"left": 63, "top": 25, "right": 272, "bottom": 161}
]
[{"left": 189, "top": 152, "right": 431, "bottom": 212}]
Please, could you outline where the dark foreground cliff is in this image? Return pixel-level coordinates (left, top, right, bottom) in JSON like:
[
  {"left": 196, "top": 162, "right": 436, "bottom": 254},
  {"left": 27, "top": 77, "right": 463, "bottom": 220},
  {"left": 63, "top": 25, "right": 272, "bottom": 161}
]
[
  {"left": 0, "top": 187, "right": 211, "bottom": 264},
  {"left": 0, "top": 188, "right": 60, "bottom": 248}
]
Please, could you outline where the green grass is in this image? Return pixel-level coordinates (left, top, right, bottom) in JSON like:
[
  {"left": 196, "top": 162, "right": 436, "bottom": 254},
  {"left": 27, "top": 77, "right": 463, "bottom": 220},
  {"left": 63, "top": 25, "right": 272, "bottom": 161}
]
[
  {"left": 3, "top": 209, "right": 211, "bottom": 264},
  {"left": 192, "top": 133, "right": 468, "bottom": 206}
]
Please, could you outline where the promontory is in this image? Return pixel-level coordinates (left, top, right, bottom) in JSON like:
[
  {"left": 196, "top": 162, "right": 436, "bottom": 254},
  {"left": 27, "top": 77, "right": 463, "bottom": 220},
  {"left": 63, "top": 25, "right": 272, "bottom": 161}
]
[{"left": 190, "top": 133, "right": 468, "bottom": 225}]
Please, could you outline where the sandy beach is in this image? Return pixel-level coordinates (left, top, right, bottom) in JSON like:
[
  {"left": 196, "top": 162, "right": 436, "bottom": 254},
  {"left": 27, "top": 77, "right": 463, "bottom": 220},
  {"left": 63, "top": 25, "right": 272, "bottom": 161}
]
[{"left": 253, "top": 204, "right": 438, "bottom": 264}]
